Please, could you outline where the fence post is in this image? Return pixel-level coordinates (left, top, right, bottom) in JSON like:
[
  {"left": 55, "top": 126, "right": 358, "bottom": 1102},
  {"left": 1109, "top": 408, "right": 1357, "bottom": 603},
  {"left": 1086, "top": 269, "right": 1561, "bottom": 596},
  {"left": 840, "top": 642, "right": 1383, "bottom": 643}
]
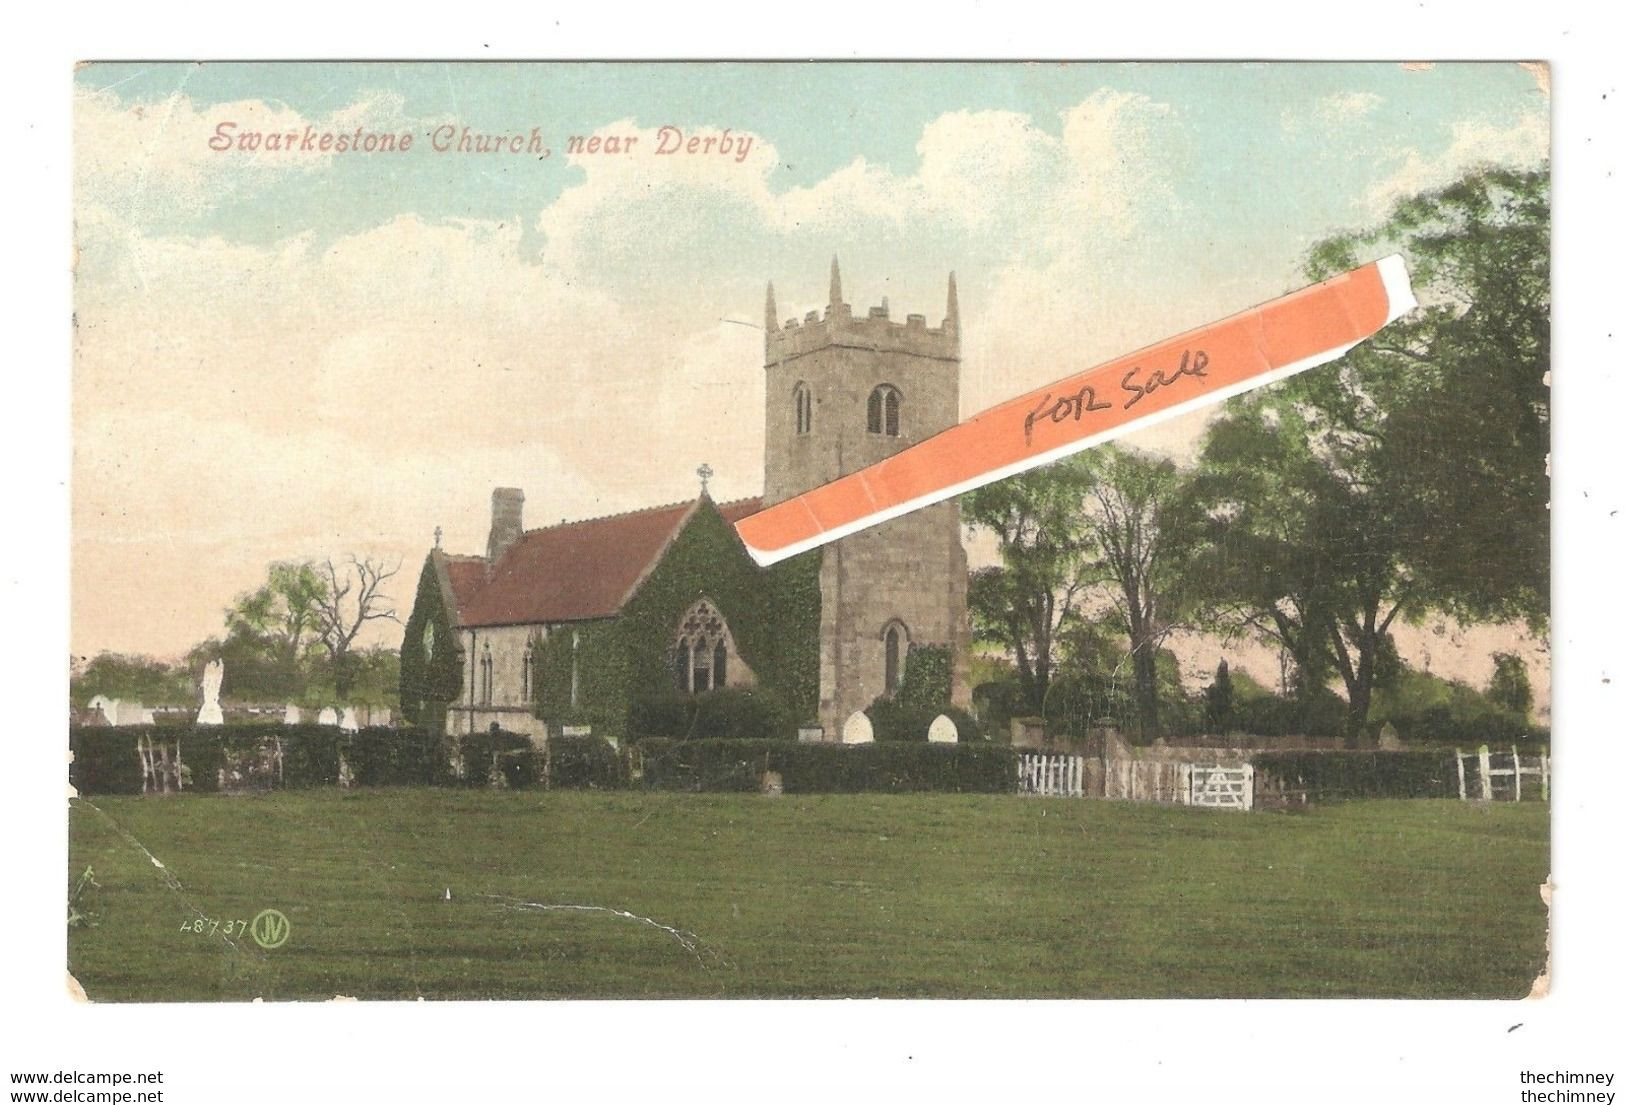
[
  {"left": 1455, "top": 748, "right": 1466, "bottom": 801},
  {"left": 1478, "top": 744, "right": 1493, "bottom": 801},
  {"left": 1512, "top": 747, "right": 1522, "bottom": 802}
]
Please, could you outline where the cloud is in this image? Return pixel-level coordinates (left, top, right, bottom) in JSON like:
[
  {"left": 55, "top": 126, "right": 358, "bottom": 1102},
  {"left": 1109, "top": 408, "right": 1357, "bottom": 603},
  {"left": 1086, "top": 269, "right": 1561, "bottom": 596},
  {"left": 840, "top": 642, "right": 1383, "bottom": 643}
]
[
  {"left": 1316, "top": 91, "right": 1384, "bottom": 124},
  {"left": 74, "top": 85, "right": 415, "bottom": 220},
  {"left": 1363, "top": 110, "right": 1549, "bottom": 217}
]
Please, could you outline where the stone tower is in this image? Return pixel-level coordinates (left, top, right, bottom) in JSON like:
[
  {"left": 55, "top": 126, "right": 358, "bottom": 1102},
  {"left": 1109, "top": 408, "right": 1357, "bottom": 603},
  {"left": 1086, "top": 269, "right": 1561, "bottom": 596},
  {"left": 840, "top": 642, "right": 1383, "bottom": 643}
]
[{"left": 763, "top": 258, "right": 972, "bottom": 736}]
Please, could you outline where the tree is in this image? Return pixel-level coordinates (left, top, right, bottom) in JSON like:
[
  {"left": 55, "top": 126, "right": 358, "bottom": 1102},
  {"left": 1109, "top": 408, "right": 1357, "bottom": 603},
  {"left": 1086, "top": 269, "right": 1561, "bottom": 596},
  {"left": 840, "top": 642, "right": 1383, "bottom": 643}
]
[
  {"left": 1074, "top": 445, "right": 1204, "bottom": 739},
  {"left": 311, "top": 556, "right": 403, "bottom": 698},
  {"left": 1204, "top": 659, "right": 1235, "bottom": 735},
  {"left": 963, "top": 460, "right": 1096, "bottom": 713},
  {"left": 1194, "top": 166, "right": 1549, "bottom": 741},
  {"left": 71, "top": 652, "right": 192, "bottom": 706},
  {"left": 1487, "top": 651, "right": 1534, "bottom": 721}
]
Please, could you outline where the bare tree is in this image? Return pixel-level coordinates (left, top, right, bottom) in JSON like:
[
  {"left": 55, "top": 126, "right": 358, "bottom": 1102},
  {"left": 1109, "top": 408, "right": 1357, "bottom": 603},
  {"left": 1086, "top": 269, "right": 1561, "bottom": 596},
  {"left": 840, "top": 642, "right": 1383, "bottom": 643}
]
[{"left": 313, "top": 555, "right": 403, "bottom": 697}]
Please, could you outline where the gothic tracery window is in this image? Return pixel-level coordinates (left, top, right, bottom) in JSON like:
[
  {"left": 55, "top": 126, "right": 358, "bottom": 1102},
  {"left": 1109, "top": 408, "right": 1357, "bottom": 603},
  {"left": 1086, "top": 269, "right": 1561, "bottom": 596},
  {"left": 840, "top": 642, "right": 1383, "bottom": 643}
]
[
  {"left": 672, "top": 599, "right": 735, "bottom": 694},
  {"left": 867, "top": 384, "right": 901, "bottom": 437}
]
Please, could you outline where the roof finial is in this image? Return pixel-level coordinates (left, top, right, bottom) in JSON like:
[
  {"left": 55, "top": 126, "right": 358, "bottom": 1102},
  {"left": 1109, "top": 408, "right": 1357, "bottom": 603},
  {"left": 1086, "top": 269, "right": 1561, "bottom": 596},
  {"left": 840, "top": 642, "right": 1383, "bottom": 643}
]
[
  {"left": 696, "top": 462, "right": 714, "bottom": 498},
  {"left": 946, "top": 271, "right": 959, "bottom": 331},
  {"left": 829, "top": 255, "right": 843, "bottom": 307},
  {"left": 765, "top": 281, "right": 779, "bottom": 332},
  {"left": 433, "top": 525, "right": 443, "bottom": 549}
]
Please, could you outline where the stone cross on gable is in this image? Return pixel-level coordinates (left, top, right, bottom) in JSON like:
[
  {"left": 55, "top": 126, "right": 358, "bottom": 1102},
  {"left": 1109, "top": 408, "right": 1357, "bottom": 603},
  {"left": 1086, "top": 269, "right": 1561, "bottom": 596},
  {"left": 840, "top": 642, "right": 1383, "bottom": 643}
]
[
  {"left": 697, "top": 463, "right": 714, "bottom": 497},
  {"left": 434, "top": 525, "right": 443, "bottom": 549}
]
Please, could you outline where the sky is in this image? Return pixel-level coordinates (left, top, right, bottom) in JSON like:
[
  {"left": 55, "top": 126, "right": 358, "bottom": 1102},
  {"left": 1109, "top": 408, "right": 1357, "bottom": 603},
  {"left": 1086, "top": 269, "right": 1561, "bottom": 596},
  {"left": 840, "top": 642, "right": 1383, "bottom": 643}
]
[{"left": 71, "top": 61, "right": 1550, "bottom": 702}]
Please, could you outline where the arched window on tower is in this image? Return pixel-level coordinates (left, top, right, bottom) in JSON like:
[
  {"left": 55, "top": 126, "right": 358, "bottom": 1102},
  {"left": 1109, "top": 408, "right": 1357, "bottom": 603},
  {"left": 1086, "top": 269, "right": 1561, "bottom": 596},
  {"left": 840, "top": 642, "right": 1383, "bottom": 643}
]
[
  {"left": 793, "top": 382, "right": 813, "bottom": 435},
  {"left": 883, "top": 621, "right": 909, "bottom": 695},
  {"left": 867, "top": 384, "right": 901, "bottom": 437}
]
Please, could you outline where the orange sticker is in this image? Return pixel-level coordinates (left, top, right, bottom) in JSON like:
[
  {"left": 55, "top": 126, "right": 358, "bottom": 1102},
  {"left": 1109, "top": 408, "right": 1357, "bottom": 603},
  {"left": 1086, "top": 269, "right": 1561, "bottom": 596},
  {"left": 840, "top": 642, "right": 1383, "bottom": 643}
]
[{"left": 736, "top": 255, "right": 1415, "bottom": 566}]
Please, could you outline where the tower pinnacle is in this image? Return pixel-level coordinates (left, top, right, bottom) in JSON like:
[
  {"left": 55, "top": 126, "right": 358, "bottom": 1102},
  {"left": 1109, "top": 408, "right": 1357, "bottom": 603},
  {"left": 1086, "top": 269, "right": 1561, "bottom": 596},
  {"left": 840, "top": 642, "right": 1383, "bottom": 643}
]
[
  {"left": 829, "top": 255, "right": 843, "bottom": 307},
  {"left": 765, "top": 281, "right": 779, "bottom": 332},
  {"left": 946, "top": 271, "right": 959, "bottom": 331}
]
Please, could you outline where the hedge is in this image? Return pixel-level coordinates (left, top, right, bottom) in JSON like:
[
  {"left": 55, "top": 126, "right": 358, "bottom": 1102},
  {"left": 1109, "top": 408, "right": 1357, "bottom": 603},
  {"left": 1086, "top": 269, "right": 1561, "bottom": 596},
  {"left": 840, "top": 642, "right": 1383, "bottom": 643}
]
[
  {"left": 627, "top": 687, "right": 797, "bottom": 742},
  {"left": 70, "top": 724, "right": 450, "bottom": 794},
  {"left": 635, "top": 738, "right": 1017, "bottom": 794},
  {"left": 865, "top": 699, "right": 983, "bottom": 743},
  {"left": 1250, "top": 750, "right": 1459, "bottom": 801},
  {"left": 456, "top": 727, "right": 536, "bottom": 788},
  {"left": 545, "top": 735, "right": 626, "bottom": 789}
]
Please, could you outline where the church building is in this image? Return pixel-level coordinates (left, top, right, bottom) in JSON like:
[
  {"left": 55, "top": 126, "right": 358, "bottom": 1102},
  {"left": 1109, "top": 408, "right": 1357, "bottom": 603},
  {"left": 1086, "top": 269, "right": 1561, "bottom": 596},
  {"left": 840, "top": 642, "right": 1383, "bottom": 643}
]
[{"left": 399, "top": 260, "right": 972, "bottom": 742}]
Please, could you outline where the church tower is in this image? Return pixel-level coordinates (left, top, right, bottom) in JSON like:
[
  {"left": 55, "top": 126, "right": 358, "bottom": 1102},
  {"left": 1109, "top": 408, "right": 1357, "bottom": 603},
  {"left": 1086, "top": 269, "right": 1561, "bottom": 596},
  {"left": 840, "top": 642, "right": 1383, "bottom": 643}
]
[{"left": 763, "top": 258, "right": 972, "bottom": 736}]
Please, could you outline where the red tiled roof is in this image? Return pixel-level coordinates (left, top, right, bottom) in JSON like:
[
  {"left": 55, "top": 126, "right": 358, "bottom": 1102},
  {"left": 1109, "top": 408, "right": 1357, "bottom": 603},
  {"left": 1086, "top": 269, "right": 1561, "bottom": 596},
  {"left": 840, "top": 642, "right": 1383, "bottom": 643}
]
[
  {"left": 437, "top": 555, "right": 488, "bottom": 623},
  {"left": 452, "top": 496, "right": 762, "bottom": 628}
]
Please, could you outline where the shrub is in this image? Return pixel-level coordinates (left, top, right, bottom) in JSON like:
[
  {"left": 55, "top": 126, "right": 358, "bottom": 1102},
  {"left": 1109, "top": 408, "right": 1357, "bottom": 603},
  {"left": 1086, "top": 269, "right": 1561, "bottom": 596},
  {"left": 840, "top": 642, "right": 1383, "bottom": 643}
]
[
  {"left": 628, "top": 687, "right": 797, "bottom": 742},
  {"left": 866, "top": 698, "right": 984, "bottom": 743},
  {"left": 343, "top": 726, "right": 452, "bottom": 787},
  {"left": 546, "top": 735, "right": 626, "bottom": 789},
  {"left": 456, "top": 727, "right": 537, "bottom": 788},
  {"left": 69, "top": 725, "right": 224, "bottom": 795},
  {"left": 1250, "top": 750, "right": 1459, "bottom": 801},
  {"left": 635, "top": 738, "right": 1016, "bottom": 794}
]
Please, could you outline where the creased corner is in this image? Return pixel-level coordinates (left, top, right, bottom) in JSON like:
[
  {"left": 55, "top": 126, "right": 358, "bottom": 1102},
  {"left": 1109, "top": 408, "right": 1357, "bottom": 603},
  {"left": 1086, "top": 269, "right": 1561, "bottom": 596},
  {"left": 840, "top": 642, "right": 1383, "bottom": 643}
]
[
  {"left": 67, "top": 971, "right": 89, "bottom": 1003},
  {"left": 1527, "top": 875, "right": 1553, "bottom": 999}
]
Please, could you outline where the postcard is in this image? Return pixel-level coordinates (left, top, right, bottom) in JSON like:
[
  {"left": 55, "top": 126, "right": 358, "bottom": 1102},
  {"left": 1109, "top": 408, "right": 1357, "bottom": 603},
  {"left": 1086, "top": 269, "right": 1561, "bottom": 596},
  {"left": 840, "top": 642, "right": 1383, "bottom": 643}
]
[{"left": 68, "top": 60, "right": 1551, "bottom": 1002}]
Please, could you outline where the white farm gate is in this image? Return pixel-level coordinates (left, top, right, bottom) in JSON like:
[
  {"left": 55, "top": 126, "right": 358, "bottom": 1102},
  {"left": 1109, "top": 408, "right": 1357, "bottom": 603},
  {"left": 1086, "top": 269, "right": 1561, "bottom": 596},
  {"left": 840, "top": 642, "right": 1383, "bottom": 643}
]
[
  {"left": 1455, "top": 744, "right": 1549, "bottom": 802},
  {"left": 1017, "top": 755, "right": 1254, "bottom": 811}
]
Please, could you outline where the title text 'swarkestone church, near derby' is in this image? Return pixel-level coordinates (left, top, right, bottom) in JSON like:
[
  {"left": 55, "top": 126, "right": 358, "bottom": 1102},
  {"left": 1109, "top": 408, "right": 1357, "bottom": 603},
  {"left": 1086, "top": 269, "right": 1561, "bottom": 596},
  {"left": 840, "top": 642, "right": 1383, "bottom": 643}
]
[{"left": 399, "top": 261, "right": 973, "bottom": 742}]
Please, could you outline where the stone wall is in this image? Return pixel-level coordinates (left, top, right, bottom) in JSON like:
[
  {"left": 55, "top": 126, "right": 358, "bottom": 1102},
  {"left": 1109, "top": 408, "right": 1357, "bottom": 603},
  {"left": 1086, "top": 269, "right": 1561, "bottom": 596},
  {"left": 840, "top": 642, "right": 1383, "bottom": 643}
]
[{"left": 450, "top": 624, "right": 546, "bottom": 742}]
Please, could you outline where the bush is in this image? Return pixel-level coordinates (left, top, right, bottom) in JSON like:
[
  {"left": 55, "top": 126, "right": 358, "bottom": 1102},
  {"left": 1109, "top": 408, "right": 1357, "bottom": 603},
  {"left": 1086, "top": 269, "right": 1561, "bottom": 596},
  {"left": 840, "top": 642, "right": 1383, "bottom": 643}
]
[
  {"left": 546, "top": 735, "right": 626, "bottom": 789},
  {"left": 627, "top": 687, "right": 797, "bottom": 741},
  {"left": 866, "top": 698, "right": 984, "bottom": 743},
  {"left": 69, "top": 725, "right": 224, "bottom": 795},
  {"left": 457, "top": 727, "right": 536, "bottom": 788},
  {"left": 343, "top": 726, "right": 452, "bottom": 786},
  {"left": 635, "top": 738, "right": 1016, "bottom": 794},
  {"left": 1250, "top": 750, "right": 1459, "bottom": 801}
]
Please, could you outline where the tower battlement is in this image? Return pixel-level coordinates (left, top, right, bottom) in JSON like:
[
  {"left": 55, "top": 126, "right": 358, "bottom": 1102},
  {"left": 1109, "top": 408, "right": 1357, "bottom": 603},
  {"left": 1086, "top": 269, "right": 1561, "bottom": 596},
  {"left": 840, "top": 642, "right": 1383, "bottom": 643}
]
[{"left": 765, "top": 258, "right": 960, "bottom": 366}]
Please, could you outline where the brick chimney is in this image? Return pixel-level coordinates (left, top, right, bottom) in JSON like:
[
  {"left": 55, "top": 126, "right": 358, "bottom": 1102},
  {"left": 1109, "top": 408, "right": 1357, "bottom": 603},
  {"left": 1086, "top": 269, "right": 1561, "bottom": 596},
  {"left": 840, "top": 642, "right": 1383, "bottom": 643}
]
[{"left": 486, "top": 487, "right": 524, "bottom": 563}]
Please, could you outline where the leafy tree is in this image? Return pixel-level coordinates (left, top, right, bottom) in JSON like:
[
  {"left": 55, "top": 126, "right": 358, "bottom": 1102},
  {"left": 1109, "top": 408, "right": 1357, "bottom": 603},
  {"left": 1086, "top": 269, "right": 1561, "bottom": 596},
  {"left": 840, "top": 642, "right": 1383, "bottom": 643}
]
[
  {"left": 1194, "top": 166, "right": 1549, "bottom": 741},
  {"left": 71, "top": 653, "right": 192, "bottom": 706},
  {"left": 1487, "top": 651, "right": 1534, "bottom": 720},
  {"left": 1204, "top": 659, "right": 1236, "bottom": 735},
  {"left": 1074, "top": 446, "right": 1205, "bottom": 739},
  {"left": 963, "top": 460, "right": 1096, "bottom": 713}
]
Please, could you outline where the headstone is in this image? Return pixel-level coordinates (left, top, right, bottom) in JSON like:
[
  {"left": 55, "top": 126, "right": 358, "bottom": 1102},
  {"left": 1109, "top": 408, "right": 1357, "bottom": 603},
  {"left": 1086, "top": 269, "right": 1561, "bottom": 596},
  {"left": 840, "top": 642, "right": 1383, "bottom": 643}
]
[
  {"left": 283, "top": 704, "right": 302, "bottom": 726},
  {"left": 797, "top": 725, "right": 825, "bottom": 743},
  {"left": 339, "top": 707, "right": 360, "bottom": 732},
  {"left": 196, "top": 660, "right": 224, "bottom": 726},
  {"left": 1378, "top": 722, "right": 1402, "bottom": 750},
  {"left": 317, "top": 707, "right": 338, "bottom": 727},
  {"left": 927, "top": 714, "right": 959, "bottom": 744},
  {"left": 88, "top": 695, "right": 119, "bottom": 726},
  {"left": 561, "top": 725, "right": 593, "bottom": 737},
  {"left": 841, "top": 711, "right": 874, "bottom": 744}
]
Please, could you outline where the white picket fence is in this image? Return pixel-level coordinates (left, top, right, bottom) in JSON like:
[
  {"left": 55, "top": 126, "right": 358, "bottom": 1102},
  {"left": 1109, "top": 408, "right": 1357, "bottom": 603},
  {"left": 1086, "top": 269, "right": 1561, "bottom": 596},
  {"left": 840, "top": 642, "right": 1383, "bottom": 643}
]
[
  {"left": 1017, "top": 754, "right": 1254, "bottom": 810},
  {"left": 1455, "top": 744, "right": 1549, "bottom": 802}
]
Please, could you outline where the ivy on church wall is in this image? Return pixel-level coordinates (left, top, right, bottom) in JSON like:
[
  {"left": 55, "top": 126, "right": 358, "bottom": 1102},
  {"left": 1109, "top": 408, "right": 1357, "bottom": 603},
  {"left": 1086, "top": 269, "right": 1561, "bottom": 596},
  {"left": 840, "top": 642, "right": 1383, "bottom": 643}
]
[
  {"left": 892, "top": 643, "right": 954, "bottom": 712},
  {"left": 398, "top": 556, "right": 464, "bottom": 725},
  {"left": 533, "top": 500, "right": 823, "bottom": 733}
]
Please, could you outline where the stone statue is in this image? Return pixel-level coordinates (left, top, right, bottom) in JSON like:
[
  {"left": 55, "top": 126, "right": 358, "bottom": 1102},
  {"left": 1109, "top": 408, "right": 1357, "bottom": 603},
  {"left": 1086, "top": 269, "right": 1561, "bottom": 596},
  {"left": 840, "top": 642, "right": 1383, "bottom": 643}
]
[{"left": 196, "top": 660, "right": 224, "bottom": 726}]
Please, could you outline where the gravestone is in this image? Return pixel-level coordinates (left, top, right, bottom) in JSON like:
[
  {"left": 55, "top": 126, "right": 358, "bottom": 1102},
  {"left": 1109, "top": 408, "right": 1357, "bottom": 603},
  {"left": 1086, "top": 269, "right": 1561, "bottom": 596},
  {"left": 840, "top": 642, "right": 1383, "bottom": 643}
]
[
  {"left": 282, "top": 704, "right": 301, "bottom": 725},
  {"left": 339, "top": 707, "right": 360, "bottom": 732},
  {"left": 841, "top": 711, "right": 874, "bottom": 744},
  {"left": 927, "top": 713, "right": 959, "bottom": 743},
  {"left": 1378, "top": 722, "right": 1402, "bottom": 750},
  {"left": 317, "top": 707, "right": 338, "bottom": 727},
  {"left": 196, "top": 660, "right": 224, "bottom": 726},
  {"left": 88, "top": 695, "right": 118, "bottom": 726}
]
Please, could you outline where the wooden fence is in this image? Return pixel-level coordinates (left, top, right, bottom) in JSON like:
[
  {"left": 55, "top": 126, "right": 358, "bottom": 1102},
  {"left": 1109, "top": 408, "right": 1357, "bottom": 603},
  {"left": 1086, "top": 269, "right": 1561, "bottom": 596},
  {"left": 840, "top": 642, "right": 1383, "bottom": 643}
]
[
  {"left": 1017, "top": 754, "right": 1254, "bottom": 810},
  {"left": 1455, "top": 744, "right": 1549, "bottom": 802}
]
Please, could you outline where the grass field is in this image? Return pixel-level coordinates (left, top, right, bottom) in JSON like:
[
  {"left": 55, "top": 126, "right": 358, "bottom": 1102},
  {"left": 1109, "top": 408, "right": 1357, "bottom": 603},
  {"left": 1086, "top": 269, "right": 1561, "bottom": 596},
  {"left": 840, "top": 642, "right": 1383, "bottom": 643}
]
[{"left": 67, "top": 791, "right": 1548, "bottom": 1000}]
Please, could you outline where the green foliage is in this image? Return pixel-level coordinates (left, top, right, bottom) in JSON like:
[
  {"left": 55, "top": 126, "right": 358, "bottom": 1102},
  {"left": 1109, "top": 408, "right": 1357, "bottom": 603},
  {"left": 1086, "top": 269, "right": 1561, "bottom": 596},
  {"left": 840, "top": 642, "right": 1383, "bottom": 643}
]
[
  {"left": 344, "top": 726, "right": 452, "bottom": 786},
  {"left": 866, "top": 698, "right": 983, "bottom": 743},
  {"left": 456, "top": 727, "right": 536, "bottom": 788},
  {"left": 892, "top": 643, "right": 954, "bottom": 711},
  {"left": 533, "top": 500, "right": 822, "bottom": 735},
  {"left": 971, "top": 679, "right": 1024, "bottom": 738},
  {"left": 69, "top": 726, "right": 224, "bottom": 795},
  {"left": 1368, "top": 663, "right": 1540, "bottom": 745},
  {"left": 635, "top": 738, "right": 1017, "bottom": 794},
  {"left": 545, "top": 735, "right": 627, "bottom": 789},
  {"left": 1487, "top": 652, "right": 1535, "bottom": 720},
  {"left": 1203, "top": 659, "right": 1236, "bottom": 734},
  {"left": 71, "top": 653, "right": 194, "bottom": 708},
  {"left": 399, "top": 556, "right": 464, "bottom": 726},
  {"left": 626, "top": 686, "right": 797, "bottom": 742},
  {"left": 1251, "top": 750, "right": 1460, "bottom": 801}
]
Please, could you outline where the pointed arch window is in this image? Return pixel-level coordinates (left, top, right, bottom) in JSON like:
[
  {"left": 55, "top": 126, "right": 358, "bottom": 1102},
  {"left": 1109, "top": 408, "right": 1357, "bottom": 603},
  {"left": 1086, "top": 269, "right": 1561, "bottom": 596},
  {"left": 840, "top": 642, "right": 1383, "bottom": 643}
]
[
  {"left": 867, "top": 385, "right": 901, "bottom": 437},
  {"left": 793, "top": 382, "right": 813, "bottom": 435},
  {"left": 480, "top": 642, "right": 494, "bottom": 705},
  {"left": 883, "top": 620, "right": 909, "bottom": 695},
  {"left": 672, "top": 599, "right": 737, "bottom": 694},
  {"left": 521, "top": 638, "right": 535, "bottom": 702}
]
